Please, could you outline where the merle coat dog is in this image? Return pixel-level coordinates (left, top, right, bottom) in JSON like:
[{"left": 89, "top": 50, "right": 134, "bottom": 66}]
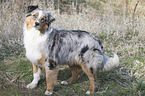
[{"left": 23, "top": 5, "right": 119, "bottom": 95}]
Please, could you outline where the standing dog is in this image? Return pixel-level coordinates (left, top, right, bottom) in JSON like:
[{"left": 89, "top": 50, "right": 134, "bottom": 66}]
[{"left": 23, "top": 5, "right": 119, "bottom": 95}]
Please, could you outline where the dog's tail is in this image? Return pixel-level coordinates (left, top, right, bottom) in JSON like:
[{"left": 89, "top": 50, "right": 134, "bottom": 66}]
[{"left": 101, "top": 53, "right": 119, "bottom": 71}]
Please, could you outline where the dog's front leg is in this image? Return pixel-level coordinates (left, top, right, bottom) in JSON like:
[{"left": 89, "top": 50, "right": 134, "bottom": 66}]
[
  {"left": 44, "top": 62, "right": 59, "bottom": 95},
  {"left": 27, "top": 64, "right": 41, "bottom": 89}
]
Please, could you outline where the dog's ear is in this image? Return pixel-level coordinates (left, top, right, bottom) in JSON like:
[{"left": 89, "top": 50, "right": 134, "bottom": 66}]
[
  {"left": 27, "top": 5, "right": 38, "bottom": 13},
  {"left": 49, "top": 15, "right": 55, "bottom": 23},
  {"left": 46, "top": 12, "right": 55, "bottom": 25}
]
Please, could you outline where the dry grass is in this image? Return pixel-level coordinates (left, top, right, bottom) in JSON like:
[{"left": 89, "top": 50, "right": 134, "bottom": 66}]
[{"left": 0, "top": 0, "right": 145, "bottom": 95}]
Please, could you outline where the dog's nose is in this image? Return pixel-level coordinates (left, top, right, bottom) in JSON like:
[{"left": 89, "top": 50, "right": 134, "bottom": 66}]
[{"left": 35, "top": 22, "right": 39, "bottom": 26}]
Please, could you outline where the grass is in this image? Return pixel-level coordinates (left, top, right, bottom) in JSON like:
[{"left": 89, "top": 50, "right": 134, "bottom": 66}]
[
  {"left": 0, "top": 0, "right": 145, "bottom": 96},
  {"left": 1, "top": 54, "right": 145, "bottom": 96}
]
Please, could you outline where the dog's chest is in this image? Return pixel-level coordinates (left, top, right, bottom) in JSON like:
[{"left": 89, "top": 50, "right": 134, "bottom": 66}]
[{"left": 24, "top": 28, "right": 48, "bottom": 64}]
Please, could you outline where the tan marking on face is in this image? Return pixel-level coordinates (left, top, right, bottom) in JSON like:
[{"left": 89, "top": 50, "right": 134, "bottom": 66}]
[
  {"left": 35, "top": 13, "right": 38, "bottom": 17},
  {"left": 26, "top": 15, "right": 37, "bottom": 30},
  {"left": 41, "top": 16, "right": 44, "bottom": 19},
  {"left": 38, "top": 16, "right": 48, "bottom": 33}
]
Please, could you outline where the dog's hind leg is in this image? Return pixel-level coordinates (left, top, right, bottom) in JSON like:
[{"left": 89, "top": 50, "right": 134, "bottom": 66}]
[
  {"left": 80, "top": 64, "right": 95, "bottom": 94},
  {"left": 61, "top": 65, "right": 81, "bottom": 85},
  {"left": 93, "top": 68, "right": 97, "bottom": 80},
  {"left": 26, "top": 64, "right": 41, "bottom": 89},
  {"left": 67, "top": 65, "right": 82, "bottom": 84}
]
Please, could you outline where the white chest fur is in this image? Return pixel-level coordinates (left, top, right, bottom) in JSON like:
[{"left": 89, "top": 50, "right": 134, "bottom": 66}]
[{"left": 24, "top": 28, "right": 49, "bottom": 64}]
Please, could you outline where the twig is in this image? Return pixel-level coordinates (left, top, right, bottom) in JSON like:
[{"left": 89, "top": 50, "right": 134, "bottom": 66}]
[
  {"left": 123, "top": 0, "right": 127, "bottom": 19},
  {"left": 115, "top": 79, "right": 127, "bottom": 87},
  {"left": 132, "top": 0, "right": 139, "bottom": 20},
  {"left": 2, "top": 86, "right": 6, "bottom": 90},
  {"left": 96, "top": 86, "right": 108, "bottom": 93},
  {"left": 54, "top": 92, "right": 64, "bottom": 96},
  {"left": 138, "top": 91, "right": 141, "bottom": 96},
  {"left": 3, "top": 73, "right": 11, "bottom": 82},
  {"left": 18, "top": 69, "right": 32, "bottom": 79},
  {"left": 10, "top": 74, "right": 20, "bottom": 83}
]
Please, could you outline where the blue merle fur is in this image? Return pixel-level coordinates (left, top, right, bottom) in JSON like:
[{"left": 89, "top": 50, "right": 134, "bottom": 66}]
[{"left": 46, "top": 28, "right": 104, "bottom": 70}]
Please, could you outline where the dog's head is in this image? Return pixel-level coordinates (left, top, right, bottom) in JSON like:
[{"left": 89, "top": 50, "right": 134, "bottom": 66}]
[{"left": 25, "top": 5, "right": 55, "bottom": 32}]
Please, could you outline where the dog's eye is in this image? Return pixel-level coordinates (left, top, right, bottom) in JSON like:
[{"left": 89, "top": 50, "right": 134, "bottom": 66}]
[
  {"left": 32, "top": 15, "right": 37, "bottom": 20},
  {"left": 41, "top": 18, "right": 45, "bottom": 23}
]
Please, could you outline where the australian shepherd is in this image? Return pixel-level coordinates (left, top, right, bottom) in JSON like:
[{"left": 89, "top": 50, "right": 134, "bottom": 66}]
[{"left": 23, "top": 5, "right": 119, "bottom": 95}]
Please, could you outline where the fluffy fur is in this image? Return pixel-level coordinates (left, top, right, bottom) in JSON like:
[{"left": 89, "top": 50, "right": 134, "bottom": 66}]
[{"left": 23, "top": 5, "right": 119, "bottom": 95}]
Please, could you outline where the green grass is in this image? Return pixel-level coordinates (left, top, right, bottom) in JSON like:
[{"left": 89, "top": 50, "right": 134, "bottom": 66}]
[
  {"left": 0, "top": 54, "right": 144, "bottom": 96},
  {"left": 0, "top": 0, "right": 145, "bottom": 96}
]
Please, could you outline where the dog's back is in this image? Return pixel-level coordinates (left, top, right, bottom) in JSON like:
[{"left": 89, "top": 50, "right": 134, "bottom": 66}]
[
  {"left": 48, "top": 29, "right": 119, "bottom": 70},
  {"left": 48, "top": 30, "right": 103, "bottom": 64}
]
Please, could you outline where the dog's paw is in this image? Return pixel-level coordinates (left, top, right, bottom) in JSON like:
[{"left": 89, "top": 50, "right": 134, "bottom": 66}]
[
  {"left": 86, "top": 90, "right": 91, "bottom": 94},
  {"left": 45, "top": 90, "right": 53, "bottom": 95},
  {"left": 61, "top": 81, "right": 68, "bottom": 85},
  {"left": 26, "top": 83, "right": 37, "bottom": 89}
]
